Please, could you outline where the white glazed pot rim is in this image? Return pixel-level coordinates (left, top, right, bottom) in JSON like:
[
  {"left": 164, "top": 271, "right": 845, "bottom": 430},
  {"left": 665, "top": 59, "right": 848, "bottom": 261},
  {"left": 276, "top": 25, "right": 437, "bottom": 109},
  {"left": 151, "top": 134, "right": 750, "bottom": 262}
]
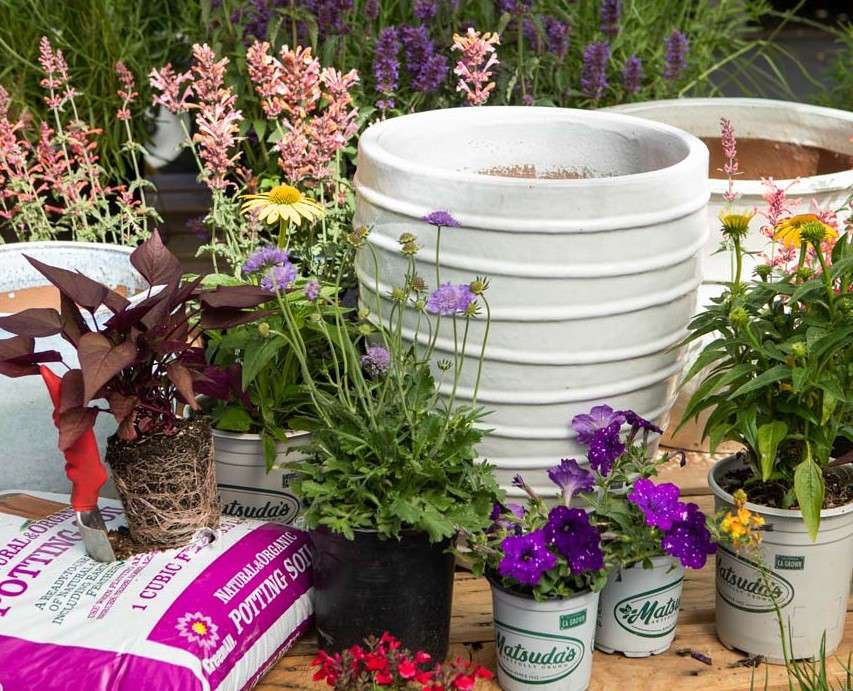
[
  {"left": 213, "top": 428, "right": 312, "bottom": 441},
  {"left": 708, "top": 453, "right": 853, "bottom": 519},
  {"left": 359, "top": 105, "right": 708, "bottom": 189},
  {"left": 605, "top": 97, "right": 853, "bottom": 196}
]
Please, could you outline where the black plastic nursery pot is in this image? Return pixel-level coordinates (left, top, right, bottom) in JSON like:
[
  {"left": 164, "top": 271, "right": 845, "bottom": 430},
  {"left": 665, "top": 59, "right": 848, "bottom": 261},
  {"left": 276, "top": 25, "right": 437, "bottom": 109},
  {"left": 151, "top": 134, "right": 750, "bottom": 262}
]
[{"left": 310, "top": 527, "right": 455, "bottom": 659}]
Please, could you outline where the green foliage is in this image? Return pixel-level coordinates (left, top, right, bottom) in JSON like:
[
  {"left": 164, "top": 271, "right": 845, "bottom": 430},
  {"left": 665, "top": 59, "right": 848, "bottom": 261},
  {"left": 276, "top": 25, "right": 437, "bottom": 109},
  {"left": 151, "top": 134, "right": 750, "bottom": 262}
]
[
  {"left": 816, "top": 22, "right": 853, "bottom": 111},
  {"left": 680, "top": 220, "right": 853, "bottom": 536}
]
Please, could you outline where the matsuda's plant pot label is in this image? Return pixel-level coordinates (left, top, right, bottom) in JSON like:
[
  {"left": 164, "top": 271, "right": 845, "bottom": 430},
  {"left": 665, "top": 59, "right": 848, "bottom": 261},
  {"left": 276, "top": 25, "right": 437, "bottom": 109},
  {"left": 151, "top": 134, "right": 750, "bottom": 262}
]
[
  {"left": 595, "top": 557, "right": 684, "bottom": 657},
  {"left": 716, "top": 546, "right": 795, "bottom": 613},
  {"left": 491, "top": 585, "right": 599, "bottom": 691}
]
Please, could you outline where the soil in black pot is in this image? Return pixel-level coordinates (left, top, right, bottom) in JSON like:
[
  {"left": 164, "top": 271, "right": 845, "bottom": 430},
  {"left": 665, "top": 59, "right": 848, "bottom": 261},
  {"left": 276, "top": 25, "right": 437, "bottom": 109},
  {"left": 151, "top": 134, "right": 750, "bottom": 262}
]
[{"left": 106, "top": 416, "right": 219, "bottom": 552}]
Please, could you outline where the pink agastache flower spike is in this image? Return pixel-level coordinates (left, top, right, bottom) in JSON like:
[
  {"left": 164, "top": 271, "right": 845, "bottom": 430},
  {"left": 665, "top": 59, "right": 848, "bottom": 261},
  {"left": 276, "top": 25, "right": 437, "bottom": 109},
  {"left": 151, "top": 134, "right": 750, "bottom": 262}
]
[
  {"left": 149, "top": 63, "right": 193, "bottom": 114},
  {"left": 115, "top": 62, "right": 138, "bottom": 121},
  {"left": 719, "top": 117, "right": 739, "bottom": 204},
  {"left": 38, "top": 36, "right": 77, "bottom": 108},
  {"left": 451, "top": 28, "right": 500, "bottom": 106}
]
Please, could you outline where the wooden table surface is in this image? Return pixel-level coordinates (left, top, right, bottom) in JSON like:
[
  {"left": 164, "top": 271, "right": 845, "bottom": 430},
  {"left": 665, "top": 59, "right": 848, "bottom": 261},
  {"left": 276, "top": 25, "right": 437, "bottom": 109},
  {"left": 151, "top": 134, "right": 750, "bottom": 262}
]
[{"left": 258, "top": 451, "right": 853, "bottom": 691}]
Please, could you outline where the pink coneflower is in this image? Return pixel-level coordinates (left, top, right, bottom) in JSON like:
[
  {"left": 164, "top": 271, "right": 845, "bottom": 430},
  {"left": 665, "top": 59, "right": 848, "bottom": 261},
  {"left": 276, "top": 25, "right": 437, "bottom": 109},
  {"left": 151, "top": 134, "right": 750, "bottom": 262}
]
[{"left": 451, "top": 28, "right": 500, "bottom": 106}]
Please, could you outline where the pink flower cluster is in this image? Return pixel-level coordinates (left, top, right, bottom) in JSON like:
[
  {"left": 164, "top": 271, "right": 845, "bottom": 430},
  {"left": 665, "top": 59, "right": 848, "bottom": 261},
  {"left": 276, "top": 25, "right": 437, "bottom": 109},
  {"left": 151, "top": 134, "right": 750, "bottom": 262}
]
[
  {"left": 719, "top": 117, "right": 739, "bottom": 203},
  {"left": 115, "top": 61, "right": 138, "bottom": 122},
  {"left": 245, "top": 41, "right": 359, "bottom": 183},
  {"left": 38, "top": 37, "right": 77, "bottom": 109},
  {"left": 451, "top": 29, "right": 500, "bottom": 106},
  {"left": 149, "top": 44, "right": 244, "bottom": 191}
]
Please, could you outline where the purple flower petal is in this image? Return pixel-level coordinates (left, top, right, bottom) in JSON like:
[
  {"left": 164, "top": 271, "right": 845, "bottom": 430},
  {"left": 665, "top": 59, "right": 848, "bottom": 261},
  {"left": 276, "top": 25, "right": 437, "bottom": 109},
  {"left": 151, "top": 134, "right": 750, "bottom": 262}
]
[
  {"left": 547, "top": 458, "right": 593, "bottom": 502},
  {"left": 543, "top": 506, "right": 604, "bottom": 574},
  {"left": 571, "top": 404, "right": 625, "bottom": 445},
  {"left": 421, "top": 210, "right": 460, "bottom": 227},
  {"left": 497, "top": 529, "right": 557, "bottom": 586}
]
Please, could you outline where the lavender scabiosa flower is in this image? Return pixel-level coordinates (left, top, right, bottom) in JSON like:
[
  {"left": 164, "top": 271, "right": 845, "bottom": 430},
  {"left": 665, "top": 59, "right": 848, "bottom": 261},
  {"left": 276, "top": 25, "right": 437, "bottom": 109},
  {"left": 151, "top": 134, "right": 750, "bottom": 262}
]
[
  {"left": 587, "top": 421, "right": 625, "bottom": 475},
  {"left": 664, "top": 30, "right": 689, "bottom": 80},
  {"left": 580, "top": 41, "right": 610, "bottom": 100},
  {"left": 426, "top": 282, "right": 475, "bottom": 315},
  {"left": 361, "top": 345, "right": 391, "bottom": 376},
  {"left": 363, "top": 0, "right": 379, "bottom": 20},
  {"left": 373, "top": 27, "right": 401, "bottom": 108},
  {"left": 414, "top": 0, "right": 438, "bottom": 22},
  {"left": 544, "top": 506, "right": 604, "bottom": 573},
  {"left": 621, "top": 54, "right": 643, "bottom": 94},
  {"left": 571, "top": 404, "right": 625, "bottom": 445},
  {"left": 304, "top": 279, "right": 320, "bottom": 301},
  {"left": 260, "top": 262, "right": 298, "bottom": 292},
  {"left": 599, "top": 0, "right": 620, "bottom": 38},
  {"left": 243, "top": 246, "right": 290, "bottom": 275},
  {"left": 422, "top": 210, "right": 460, "bottom": 227},
  {"left": 543, "top": 16, "right": 570, "bottom": 58},
  {"left": 498, "top": 530, "right": 557, "bottom": 586},
  {"left": 548, "top": 459, "right": 594, "bottom": 503},
  {"left": 628, "top": 478, "right": 682, "bottom": 531},
  {"left": 661, "top": 502, "right": 716, "bottom": 569}
]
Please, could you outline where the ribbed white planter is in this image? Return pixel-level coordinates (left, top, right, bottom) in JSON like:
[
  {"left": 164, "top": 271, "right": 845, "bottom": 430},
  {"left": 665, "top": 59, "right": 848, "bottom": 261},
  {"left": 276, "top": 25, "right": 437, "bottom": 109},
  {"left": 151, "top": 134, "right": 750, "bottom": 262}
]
[
  {"left": 710, "top": 455, "right": 853, "bottom": 662},
  {"left": 607, "top": 98, "right": 853, "bottom": 288},
  {"left": 0, "top": 242, "right": 144, "bottom": 494},
  {"left": 595, "top": 556, "right": 684, "bottom": 657},
  {"left": 213, "top": 429, "right": 310, "bottom": 525},
  {"left": 354, "top": 107, "right": 709, "bottom": 496}
]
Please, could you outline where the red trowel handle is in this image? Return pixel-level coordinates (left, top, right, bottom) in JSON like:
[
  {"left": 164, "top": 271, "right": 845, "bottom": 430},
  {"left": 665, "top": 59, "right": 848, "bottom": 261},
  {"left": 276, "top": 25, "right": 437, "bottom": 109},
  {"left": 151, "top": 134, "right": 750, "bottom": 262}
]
[{"left": 39, "top": 366, "right": 107, "bottom": 512}]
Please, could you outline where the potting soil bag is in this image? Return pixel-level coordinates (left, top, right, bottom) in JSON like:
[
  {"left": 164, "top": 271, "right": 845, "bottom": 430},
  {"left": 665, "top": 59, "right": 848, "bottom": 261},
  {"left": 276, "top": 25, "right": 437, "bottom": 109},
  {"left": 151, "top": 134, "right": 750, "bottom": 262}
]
[{"left": 0, "top": 493, "right": 314, "bottom": 690}]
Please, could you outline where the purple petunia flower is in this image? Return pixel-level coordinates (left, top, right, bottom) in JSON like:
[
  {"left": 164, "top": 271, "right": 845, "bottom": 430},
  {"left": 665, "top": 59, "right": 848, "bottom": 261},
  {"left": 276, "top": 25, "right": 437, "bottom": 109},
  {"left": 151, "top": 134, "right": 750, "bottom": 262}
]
[
  {"left": 571, "top": 404, "right": 625, "bottom": 445},
  {"left": 619, "top": 409, "right": 663, "bottom": 434},
  {"left": 243, "top": 246, "right": 290, "bottom": 275},
  {"left": 664, "top": 30, "right": 689, "bottom": 80},
  {"left": 413, "top": 0, "right": 437, "bottom": 21},
  {"left": 544, "top": 506, "right": 604, "bottom": 573},
  {"left": 548, "top": 458, "right": 594, "bottom": 502},
  {"left": 543, "top": 16, "right": 570, "bottom": 58},
  {"left": 422, "top": 210, "right": 460, "bottom": 227},
  {"left": 498, "top": 530, "right": 557, "bottom": 586},
  {"left": 426, "top": 283, "right": 475, "bottom": 315},
  {"left": 260, "top": 262, "right": 298, "bottom": 292},
  {"left": 622, "top": 54, "right": 643, "bottom": 94},
  {"left": 364, "top": 0, "right": 379, "bottom": 20},
  {"left": 303, "top": 280, "right": 320, "bottom": 302},
  {"left": 587, "top": 421, "right": 625, "bottom": 475},
  {"left": 373, "top": 27, "right": 401, "bottom": 103},
  {"left": 599, "top": 0, "right": 620, "bottom": 38},
  {"left": 661, "top": 502, "right": 716, "bottom": 569},
  {"left": 361, "top": 345, "right": 391, "bottom": 376},
  {"left": 581, "top": 41, "right": 610, "bottom": 100},
  {"left": 489, "top": 502, "right": 526, "bottom": 534},
  {"left": 628, "top": 478, "right": 682, "bottom": 531}
]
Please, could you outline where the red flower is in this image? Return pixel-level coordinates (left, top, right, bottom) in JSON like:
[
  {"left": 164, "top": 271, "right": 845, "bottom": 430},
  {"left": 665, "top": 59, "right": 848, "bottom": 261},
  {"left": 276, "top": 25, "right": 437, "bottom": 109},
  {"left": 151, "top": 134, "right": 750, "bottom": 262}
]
[
  {"left": 415, "top": 671, "right": 434, "bottom": 685},
  {"left": 380, "top": 632, "right": 402, "bottom": 650},
  {"left": 452, "top": 674, "right": 476, "bottom": 690},
  {"left": 375, "top": 671, "right": 394, "bottom": 686},
  {"left": 423, "top": 685, "right": 445, "bottom": 691},
  {"left": 475, "top": 667, "right": 493, "bottom": 680},
  {"left": 349, "top": 644, "right": 365, "bottom": 660},
  {"left": 415, "top": 651, "right": 432, "bottom": 665},
  {"left": 398, "top": 658, "right": 418, "bottom": 680},
  {"left": 365, "top": 653, "right": 388, "bottom": 671}
]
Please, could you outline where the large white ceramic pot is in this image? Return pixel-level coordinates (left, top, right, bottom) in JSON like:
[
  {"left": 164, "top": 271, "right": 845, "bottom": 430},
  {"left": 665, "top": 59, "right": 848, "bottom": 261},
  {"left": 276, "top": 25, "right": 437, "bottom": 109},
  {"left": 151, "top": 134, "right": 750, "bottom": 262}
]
[
  {"left": 710, "top": 455, "right": 853, "bottom": 662},
  {"left": 354, "top": 107, "right": 709, "bottom": 496},
  {"left": 213, "top": 429, "right": 310, "bottom": 524},
  {"left": 0, "top": 242, "right": 146, "bottom": 493},
  {"left": 607, "top": 98, "right": 853, "bottom": 289}
]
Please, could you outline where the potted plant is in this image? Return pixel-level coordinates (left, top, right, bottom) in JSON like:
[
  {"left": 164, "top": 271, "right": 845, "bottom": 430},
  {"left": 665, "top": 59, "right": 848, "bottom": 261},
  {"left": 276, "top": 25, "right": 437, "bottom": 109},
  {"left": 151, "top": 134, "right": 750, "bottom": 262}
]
[
  {"left": 464, "top": 465, "right": 607, "bottom": 691},
  {"left": 0, "top": 231, "right": 275, "bottom": 549},
  {"left": 679, "top": 128, "right": 853, "bottom": 660},
  {"left": 568, "top": 406, "right": 716, "bottom": 657},
  {"left": 262, "top": 220, "right": 500, "bottom": 659}
]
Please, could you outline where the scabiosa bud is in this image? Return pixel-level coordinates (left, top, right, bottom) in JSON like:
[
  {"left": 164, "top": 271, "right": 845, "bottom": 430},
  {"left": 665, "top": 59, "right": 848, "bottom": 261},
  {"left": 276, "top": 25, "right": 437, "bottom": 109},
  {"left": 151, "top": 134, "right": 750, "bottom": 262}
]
[
  {"left": 791, "top": 341, "right": 807, "bottom": 359},
  {"left": 361, "top": 345, "right": 391, "bottom": 376},
  {"left": 580, "top": 41, "right": 610, "bottom": 100},
  {"left": 257, "top": 322, "right": 271, "bottom": 337},
  {"left": 599, "top": 0, "right": 620, "bottom": 38},
  {"left": 622, "top": 54, "right": 643, "bottom": 94},
  {"left": 304, "top": 280, "right": 320, "bottom": 301},
  {"left": 754, "top": 264, "right": 772, "bottom": 280},
  {"left": 373, "top": 27, "right": 401, "bottom": 108},
  {"left": 469, "top": 276, "right": 489, "bottom": 295},
  {"left": 348, "top": 225, "right": 370, "bottom": 247},
  {"left": 409, "top": 274, "right": 427, "bottom": 293},
  {"left": 543, "top": 16, "right": 570, "bottom": 58},
  {"left": 664, "top": 30, "right": 689, "bottom": 81}
]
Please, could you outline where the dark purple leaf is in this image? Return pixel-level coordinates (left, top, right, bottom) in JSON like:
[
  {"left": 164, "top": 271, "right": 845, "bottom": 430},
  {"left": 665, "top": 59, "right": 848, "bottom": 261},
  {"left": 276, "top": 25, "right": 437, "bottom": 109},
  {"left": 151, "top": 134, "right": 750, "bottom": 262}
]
[
  {"left": 24, "top": 255, "right": 128, "bottom": 313},
  {"left": 130, "top": 230, "right": 182, "bottom": 288},
  {"left": 107, "top": 391, "right": 138, "bottom": 424},
  {"left": 166, "top": 362, "right": 199, "bottom": 410},
  {"left": 199, "top": 285, "right": 276, "bottom": 309},
  {"left": 0, "top": 308, "right": 63, "bottom": 337},
  {"left": 0, "top": 335, "right": 35, "bottom": 360},
  {"left": 77, "top": 333, "right": 138, "bottom": 403},
  {"left": 59, "top": 293, "right": 89, "bottom": 346},
  {"left": 104, "top": 289, "right": 169, "bottom": 332},
  {"left": 57, "top": 406, "right": 98, "bottom": 451},
  {"left": 59, "top": 369, "right": 84, "bottom": 414}
]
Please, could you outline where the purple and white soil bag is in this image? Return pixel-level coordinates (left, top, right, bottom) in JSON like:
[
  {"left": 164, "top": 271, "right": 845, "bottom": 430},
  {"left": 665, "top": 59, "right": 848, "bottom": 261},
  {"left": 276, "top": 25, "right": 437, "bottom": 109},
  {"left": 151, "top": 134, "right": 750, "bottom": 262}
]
[{"left": 0, "top": 496, "right": 313, "bottom": 690}]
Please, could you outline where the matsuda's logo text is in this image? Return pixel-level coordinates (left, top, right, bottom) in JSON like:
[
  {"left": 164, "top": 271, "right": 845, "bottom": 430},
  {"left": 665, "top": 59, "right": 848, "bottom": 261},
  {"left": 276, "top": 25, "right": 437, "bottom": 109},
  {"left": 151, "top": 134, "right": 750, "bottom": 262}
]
[
  {"left": 716, "top": 547, "right": 795, "bottom": 613},
  {"left": 613, "top": 578, "right": 682, "bottom": 637},
  {"left": 494, "top": 621, "right": 584, "bottom": 684}
]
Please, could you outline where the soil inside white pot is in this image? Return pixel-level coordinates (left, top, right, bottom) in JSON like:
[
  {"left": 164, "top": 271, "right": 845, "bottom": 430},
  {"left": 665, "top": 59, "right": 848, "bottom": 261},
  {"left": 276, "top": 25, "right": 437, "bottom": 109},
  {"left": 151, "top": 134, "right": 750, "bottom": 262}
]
[
  {"left": 0, "top": 283, "right": 132, "bottom": 312},
  {"left": 479, "top": 164, "right": 595, "bottom": 179},
  {"left": 703, "top": 137, "right": 852, "bottom": 179}
]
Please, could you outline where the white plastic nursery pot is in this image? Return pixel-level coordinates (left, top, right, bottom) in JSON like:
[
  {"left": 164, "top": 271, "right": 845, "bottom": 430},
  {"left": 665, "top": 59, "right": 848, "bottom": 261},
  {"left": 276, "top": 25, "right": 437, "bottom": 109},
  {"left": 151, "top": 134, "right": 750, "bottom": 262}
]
[
  {"left": 491, "top": 580, "right": 600, "bottom": 691},
  {"left": 0, "top": 242, "right": 146, "bottom": 493},
  {"left": 709, "top": 455, "right": 853, "bottom": 662},
  {"left": 213, "top": 429, "right": 310, "bottom": 524},
  {"left": 595, "top": 556, "right": 685, "bottom": 657},
  {"left": 354, "top": 106, "right": 709, "bottom": 497}
]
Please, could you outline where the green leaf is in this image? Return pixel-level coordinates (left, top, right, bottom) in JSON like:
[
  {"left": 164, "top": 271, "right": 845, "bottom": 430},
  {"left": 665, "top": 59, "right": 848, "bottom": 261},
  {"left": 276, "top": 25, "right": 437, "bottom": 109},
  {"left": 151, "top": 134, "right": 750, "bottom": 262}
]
[
  {"left": 794, "top": 459, "right": 824, "bottom": 541},
  {"left": 729, "top": 365, "right": 790, "bottom": 398},
  {"left": 390, "top": 496, "right": 420, "bottom": 524},
  {"left": 756, "top": 421, "right": 787, "bottom": 481},
  {"left": 216, "top": 406, "right": 254, "bottom": 433}
]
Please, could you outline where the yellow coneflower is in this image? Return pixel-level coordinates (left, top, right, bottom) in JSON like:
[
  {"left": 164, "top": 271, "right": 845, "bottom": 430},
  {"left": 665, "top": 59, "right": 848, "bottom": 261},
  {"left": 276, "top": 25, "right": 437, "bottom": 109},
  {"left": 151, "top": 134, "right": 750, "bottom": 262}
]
[
  {"left": 773, "top": 214, "right": 837, "bottom": 249},
  {"left": 719, "top": 210, "right": 754, "bottom": 240},
  {"left": 241, "top": 184, "right": 325, "bottom": 227}
]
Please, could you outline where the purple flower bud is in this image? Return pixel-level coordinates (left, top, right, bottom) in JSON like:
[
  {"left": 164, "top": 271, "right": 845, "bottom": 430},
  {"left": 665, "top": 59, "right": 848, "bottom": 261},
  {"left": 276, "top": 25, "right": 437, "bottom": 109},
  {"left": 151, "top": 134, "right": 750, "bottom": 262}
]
[
  {"left": 599, "top": 0, "right": 620, "bottom": 38},
  {"left": 363, "top": 0, "right": 379, "bottom": 20},
  {"left": 373, "top": 26, "right": 401, "bottom": 102},
  {"left": 621, "top": 54, "right": 643, "bottom": 94},
  {"left": 413, "top": 0, "right": 437, "bottom": 22},
  {"left": 664, "top": 30, "right": 689, "bottom": 80},
  {"left": 580, "top": 41, "right": 610, "bottom": 100},
  {"left": 361, "top": 345, "right": 391, "bottom": 376},
  {"left": 543, "top": 16, "right": 570, "bottom": 58}
]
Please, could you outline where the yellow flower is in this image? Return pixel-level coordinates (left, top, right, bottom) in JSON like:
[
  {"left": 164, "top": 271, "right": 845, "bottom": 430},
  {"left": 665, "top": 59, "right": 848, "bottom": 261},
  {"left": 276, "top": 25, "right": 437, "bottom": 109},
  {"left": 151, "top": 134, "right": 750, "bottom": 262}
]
[
  {"left": 721, "top": 513, "right": 747, "bottom": 539},
  {"left": 720, "top": 491, "right": 766, "bottom": 548},
  {"left": 241, "top": 185, "right": 325, "bottom": 227},
  {"left": 719, "top": 210, "right": 754, "bottom": 239},
  {"left": 191, "top": 621, "right": 208, "bottom": 635},
  {"left": 773, "top": 214, "right": 837, "bottom": 249}
]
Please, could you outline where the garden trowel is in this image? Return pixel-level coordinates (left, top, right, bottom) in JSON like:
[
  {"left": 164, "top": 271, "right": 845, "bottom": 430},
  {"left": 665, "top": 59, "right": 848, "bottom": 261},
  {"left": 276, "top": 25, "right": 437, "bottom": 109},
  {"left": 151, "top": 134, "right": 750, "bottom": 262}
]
[{"left": 40, "top": 366, "right": 116, "bottom": 562}]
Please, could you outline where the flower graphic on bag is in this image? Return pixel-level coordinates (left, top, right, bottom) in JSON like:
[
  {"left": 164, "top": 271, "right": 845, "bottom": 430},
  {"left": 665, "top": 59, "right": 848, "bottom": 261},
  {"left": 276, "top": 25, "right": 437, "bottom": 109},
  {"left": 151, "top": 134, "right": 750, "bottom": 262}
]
[{"left": 176, "top": 612, "right": 220, "bottom": 650}]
